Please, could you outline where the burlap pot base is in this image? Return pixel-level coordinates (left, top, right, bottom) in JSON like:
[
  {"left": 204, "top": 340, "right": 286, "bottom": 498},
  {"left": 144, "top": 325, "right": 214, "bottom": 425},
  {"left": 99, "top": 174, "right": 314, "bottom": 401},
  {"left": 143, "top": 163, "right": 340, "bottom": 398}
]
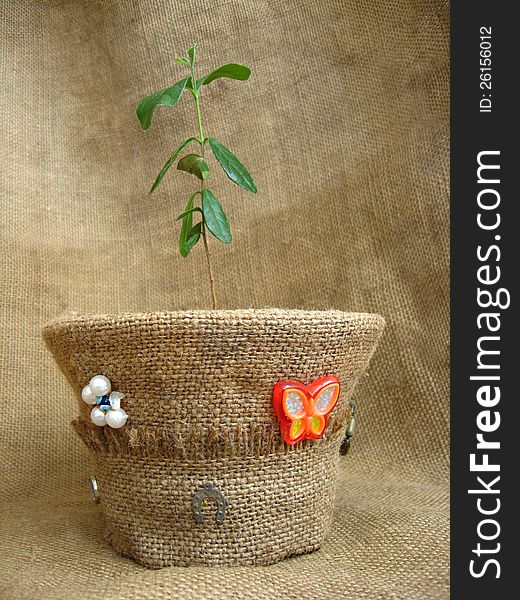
[
  {"left": 42, "top": 309, "right": 384, "bottom": 568},
  {"left": 94, "top": 431, "right": 343, "bottom": 568}
]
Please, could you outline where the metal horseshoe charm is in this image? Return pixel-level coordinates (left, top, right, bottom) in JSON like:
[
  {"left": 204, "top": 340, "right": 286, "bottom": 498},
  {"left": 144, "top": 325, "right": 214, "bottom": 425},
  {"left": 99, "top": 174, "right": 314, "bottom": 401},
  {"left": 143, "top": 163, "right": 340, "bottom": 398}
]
[{"left": 191, "top": 483, "right": 226, "bottom": 525}]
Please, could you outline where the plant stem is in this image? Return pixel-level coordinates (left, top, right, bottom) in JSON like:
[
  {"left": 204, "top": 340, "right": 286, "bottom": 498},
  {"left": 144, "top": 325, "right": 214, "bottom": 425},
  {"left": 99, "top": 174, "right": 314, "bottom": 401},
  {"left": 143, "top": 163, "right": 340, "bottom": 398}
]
[
  {"left": 199, "top": 144, "right": 217, "bottom": 309},
  {"left": 192, "top": 73, "right": 217, "bottom": 309},
  {"left": 195, "top": 96, "right": 205, "bottom": 146},
  {"left": 202, "top": 225, "right": 217, "bottom": 309}
]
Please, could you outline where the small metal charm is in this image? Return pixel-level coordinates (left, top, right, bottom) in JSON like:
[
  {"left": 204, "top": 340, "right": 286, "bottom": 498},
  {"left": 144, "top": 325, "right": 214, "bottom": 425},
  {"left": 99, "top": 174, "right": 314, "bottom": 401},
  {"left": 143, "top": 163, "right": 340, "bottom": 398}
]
[
  {"left": 89, "top": 475, "right": 101, "bottom": 503},
  {"left": 191, "top": 483, "right": 226, "bottom": 525},
  {"left": 340, "top": 399, "right": 357, "bottom": 456}
]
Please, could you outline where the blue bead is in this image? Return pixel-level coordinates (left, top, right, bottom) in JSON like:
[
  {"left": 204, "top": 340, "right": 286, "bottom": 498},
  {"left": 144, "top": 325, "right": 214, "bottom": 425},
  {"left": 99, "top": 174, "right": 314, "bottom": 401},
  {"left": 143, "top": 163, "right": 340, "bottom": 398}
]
[{"left": 96, "top": 395, "right": 111, "bottom": 410}]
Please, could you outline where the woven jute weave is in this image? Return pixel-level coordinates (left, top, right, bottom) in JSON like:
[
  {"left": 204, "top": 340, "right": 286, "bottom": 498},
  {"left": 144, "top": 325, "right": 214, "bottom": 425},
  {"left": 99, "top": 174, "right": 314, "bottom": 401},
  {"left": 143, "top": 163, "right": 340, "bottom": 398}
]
[
  {"left": 43, "top": 310, "right": 384, "bottom": 567},
  {"left": 1, "top": 0, "right": 449, "bottom": 596}
]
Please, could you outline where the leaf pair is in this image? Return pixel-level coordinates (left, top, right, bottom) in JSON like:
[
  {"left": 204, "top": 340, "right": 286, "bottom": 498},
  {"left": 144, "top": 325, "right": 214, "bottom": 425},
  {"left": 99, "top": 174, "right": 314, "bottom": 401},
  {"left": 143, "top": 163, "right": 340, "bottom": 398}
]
[
  {"left": 177, "top": 139, "right": 256, "bottom": 192},
  {"left": 178, "top": 189, "right": 231, "bottom": 256},
  {"left": 150, "top": 137, "right": 256, "bottom": 195},
  {"left": 136, "top": 64, "right": 251, "bottom": 131}
]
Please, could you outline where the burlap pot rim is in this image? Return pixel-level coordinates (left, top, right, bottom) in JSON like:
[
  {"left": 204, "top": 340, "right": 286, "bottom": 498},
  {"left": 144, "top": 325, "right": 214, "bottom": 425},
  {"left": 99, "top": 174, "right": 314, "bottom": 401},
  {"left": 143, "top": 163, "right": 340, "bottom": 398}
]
[{"left": 44, "top": 308, "right": 385, "bottom": 328}]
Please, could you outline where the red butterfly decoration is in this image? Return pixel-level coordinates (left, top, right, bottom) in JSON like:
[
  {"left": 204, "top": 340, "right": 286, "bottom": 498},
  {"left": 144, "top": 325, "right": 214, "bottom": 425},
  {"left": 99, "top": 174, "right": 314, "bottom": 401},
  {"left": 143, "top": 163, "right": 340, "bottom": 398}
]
[{"left": 273, "top": 376, "right": 340, "bottom": 445}]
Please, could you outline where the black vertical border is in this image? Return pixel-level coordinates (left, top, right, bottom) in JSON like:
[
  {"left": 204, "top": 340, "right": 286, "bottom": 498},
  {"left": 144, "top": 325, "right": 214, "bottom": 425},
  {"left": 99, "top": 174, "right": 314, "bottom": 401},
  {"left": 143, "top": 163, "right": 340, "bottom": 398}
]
[{"left": 451, "top": 2, "right": 517, "bottom": 597}]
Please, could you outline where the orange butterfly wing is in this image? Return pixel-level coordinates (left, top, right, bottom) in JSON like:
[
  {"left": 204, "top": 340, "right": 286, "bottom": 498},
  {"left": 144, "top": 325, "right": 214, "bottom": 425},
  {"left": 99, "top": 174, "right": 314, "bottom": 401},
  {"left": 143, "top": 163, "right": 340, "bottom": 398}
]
[
  {"left": 273, "top": 381, "right": 311, "bottom": 445},
  {"left": 306, "top": 377, "right": 340, "bottom": 439}
]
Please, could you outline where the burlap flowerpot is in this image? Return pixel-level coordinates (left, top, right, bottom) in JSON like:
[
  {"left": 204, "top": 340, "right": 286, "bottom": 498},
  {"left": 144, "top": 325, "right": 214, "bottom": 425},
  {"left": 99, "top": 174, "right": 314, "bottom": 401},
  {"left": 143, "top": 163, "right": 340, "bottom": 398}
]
[{"left": 43, "top": 309, "right": 384, "bottom": 568}]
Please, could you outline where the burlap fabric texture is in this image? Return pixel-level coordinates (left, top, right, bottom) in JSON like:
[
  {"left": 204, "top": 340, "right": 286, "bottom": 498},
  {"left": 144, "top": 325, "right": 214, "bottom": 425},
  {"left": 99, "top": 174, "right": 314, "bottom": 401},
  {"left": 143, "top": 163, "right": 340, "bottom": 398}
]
[
  {"left": 43, "top": 309, "right": 384, "bottom": 567},
  {"left": 1, "top": 0, "right": 449, "bottom": 597}
]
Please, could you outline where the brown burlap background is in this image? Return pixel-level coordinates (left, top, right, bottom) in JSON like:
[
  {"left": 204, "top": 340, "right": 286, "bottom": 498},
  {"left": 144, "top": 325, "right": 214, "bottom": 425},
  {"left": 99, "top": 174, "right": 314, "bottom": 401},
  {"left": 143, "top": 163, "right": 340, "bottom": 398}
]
[{"left": 0, "top": 0, "right": 449, "bottom": 598}]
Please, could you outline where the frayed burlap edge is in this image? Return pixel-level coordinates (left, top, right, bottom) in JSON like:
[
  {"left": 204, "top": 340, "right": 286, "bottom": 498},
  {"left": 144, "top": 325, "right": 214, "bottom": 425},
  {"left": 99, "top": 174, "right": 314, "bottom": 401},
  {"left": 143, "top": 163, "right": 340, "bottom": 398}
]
[{"left": 72, "top": 406, "right": 351, "bottom": 460}]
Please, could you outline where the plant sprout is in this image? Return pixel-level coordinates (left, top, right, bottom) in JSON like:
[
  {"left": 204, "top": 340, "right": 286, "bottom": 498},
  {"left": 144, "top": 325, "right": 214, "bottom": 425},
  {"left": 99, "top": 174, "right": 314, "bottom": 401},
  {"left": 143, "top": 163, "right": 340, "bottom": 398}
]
[{"left": 136, "top": 44, "right": 256, "bottom": 309}]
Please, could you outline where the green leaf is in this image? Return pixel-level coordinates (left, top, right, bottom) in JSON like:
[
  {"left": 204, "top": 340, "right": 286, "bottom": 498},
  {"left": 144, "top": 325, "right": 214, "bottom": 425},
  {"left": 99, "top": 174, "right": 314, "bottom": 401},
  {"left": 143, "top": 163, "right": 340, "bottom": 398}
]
[
  {"left": 149, "top": 137, "right": 198, "bottom": 194},
  {"left": 187, "top": 44, "right": 196, "bottom": 66},
  {"left": 201, "top": 64, "right": 251, "bottom": 86},
  {"left": 175, "top": 57, "right": 190, "bottom": 66},
  {"left": 177, "top": 154, "right": 209, "bottom": 180},
  {"left": 179, "top": 193, "right": 201, "bottom": 257},
  {"left": 202, "top": 189, "right": 232, "bottom": 243},
  {"left": 186, "top": 222, "right": 202, "bottom": 249},
  {"left": 176, "top": 206, "right": 202, "bottom": 221},
  {"left": 207, "top": 137, "right": 256, "bottom": 193},
  {"left": 136, "top": 77, "right": 188, "bottom": 130}
]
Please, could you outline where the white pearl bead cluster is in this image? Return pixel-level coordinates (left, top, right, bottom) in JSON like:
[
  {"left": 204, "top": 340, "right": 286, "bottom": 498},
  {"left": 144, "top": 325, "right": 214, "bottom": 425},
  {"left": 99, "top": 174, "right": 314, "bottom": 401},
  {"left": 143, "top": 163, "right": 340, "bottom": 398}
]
[{"left": 81, "top": 374, "right": 128, "bottom": 429}]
